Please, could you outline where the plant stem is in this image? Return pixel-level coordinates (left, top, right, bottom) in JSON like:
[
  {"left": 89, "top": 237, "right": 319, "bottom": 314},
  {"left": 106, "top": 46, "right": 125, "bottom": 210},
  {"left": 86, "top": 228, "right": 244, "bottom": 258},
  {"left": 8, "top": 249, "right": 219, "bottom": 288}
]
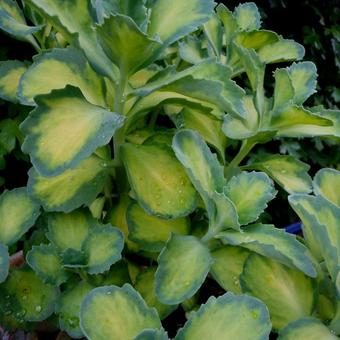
[
  {"left": 224, "top": 139, "right": 257, "bottom": 180},
  {"left": 113, "top": 72, "right": 128, "bottom": 193}
]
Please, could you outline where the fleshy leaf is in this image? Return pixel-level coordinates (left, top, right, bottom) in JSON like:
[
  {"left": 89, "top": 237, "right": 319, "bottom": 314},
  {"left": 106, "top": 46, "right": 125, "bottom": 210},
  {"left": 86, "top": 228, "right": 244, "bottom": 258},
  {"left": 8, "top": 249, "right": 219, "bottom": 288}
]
[
  {"left": 0, "top": 60, "right": 27, "bottom": 103},
  {"left": 178, "top": 36, "right": 206, "bottom": 64},
  {"left": 271, "top": 105, "right": 333, "bottom": 137},
  {"left": 258, "top": 40, "right": 305, "bottom": 64},
  {"left": 172, "top": 129, "right": 225, "bottom": 205},
  {"left": 82, "top": 226, "right": 124, "bottom": 275},
  {"left": 313, "top": 168, "right": 340, "bottom": 207},
  {"left": 121, "top": 143, "right": 197, "bottom": 219},
  {"left": 97, "top": 14, "right": 162, "bottom": 77},
  {"left": 0, "top": 267, "right": 59, "bottom": 322},
  {"left": 18, "top": 48, "right": 108, "bottom": 107},
  {"left": 0, "top": 243, "right": 9, "bottom": 283},
  {"left": 0, "top": 187, "right": 40, "bottom": 246},
  {"left": 155, "top": 234, "right": 213, "bottom": 305},
  {"left": 134, "top": 328, "right": 169, "bottom": 340},
  {"left": 47, "top": 210, "right": 93, "bottom": 252},
  {"left": 288, "top": 194, "right": 340, "bottom": 282},
  {"left": 224, "top": 172, "right": 276, "bottom": 225},
  {"left": 56, "top": 281, "right": 94, "bottom": 339},
  {"left": 0, "top": 0, "right": 41, "bottom": 49},
  {"left": 222, "top": 96, "right": 260, "bottom": 140},
  {"left": 206, "top": 191, "right": 240, "bottom": 234},
  {"left": 126, "top": 202, "right": 190, "bottom": 252},
  {"left": 26, "top": 244, "right": 68, "bottom": 285},
  {"left": 216, "top": 4, "right": 237, "bottom": 44},
  {"left": 147, "top": 0, "right": 215, "bottom": 45},
  {"left": 246, "top": 155, "right": 313, "bottom": 194},
  {"left": 288, "top": 61, "right": 317, "bottom": 105},
  {"left": 278, "top": 317, "right": 338, "bottom": 340},
  {"left": 27, "top": 155, "right": 109, "bottom": 212},
  {"left": 217, "top": 224, "right": 316, "bottom": 277},
  {"left": 21, "top": 86, "right": 124, "bottom": 177},
  {"left": 92, "top": 0, "right": 148, "bottom": 28},
  {"left": 175, "top": 107, "right": 227, "bottom": 162},
  {"left": 240, "top": 254, "right": 315, "bottom": 330},
  {"left": 135, "top": 267, "right": 177, "bottom": 319},
  {"left": 210, "top": 246, "right": 251, "bottom": 294},
  {"left": 235, "top": 30, "right": 279, "bottom": 50},
  {"left": 27, "top": 0, "right": 118, "bottom": 80},
  {"left": 234, "top": 2, "right": 261, "bottom": 31},
  {"left": 203, "top": 13, "right": 223, "bottom": 57},
  {"left": 273, "top": 68, "right": 294, "bottom": 112},
  {"left": 80, "top": 284, "right": 161, "bottom": 340},
  {"left": 175, "top": 292, "right": 271, "bottom": 340}
]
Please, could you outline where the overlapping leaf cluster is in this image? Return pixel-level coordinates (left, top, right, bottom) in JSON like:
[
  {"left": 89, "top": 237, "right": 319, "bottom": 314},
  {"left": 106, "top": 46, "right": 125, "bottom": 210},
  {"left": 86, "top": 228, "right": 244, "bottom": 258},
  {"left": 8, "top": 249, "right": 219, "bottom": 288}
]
[{"left": 0, "top": 0, "right": 339, "bottom": 339}]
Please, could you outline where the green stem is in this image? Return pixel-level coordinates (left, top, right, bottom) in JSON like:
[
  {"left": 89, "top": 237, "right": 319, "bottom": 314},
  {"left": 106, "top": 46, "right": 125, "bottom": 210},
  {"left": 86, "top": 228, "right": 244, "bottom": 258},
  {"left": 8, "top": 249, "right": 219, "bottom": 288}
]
[
  {"left": 225, "top": 139, "right": 257, "bottom": 180},
  {"left": 113, "top": 72, "right": 128, "bottom": 193}
]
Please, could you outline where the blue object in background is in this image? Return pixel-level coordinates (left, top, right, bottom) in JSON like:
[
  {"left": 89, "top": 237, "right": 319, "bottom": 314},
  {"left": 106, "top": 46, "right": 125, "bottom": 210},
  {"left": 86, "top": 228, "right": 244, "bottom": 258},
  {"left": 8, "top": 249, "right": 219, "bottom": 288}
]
[{"left": 285, "top": 222, "right": 302, "bottom": 234}]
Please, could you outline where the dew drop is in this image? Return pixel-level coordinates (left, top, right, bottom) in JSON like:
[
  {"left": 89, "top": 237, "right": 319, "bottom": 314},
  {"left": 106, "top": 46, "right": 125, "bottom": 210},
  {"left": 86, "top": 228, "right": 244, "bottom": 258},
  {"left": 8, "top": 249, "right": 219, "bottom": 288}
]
[
  {"left": 22, "top": 295, "right": 28, "bottom": 301},
  {"left": 251, "top": 310, "right": 259, "bottom": 319},
  {"left": 101, "top": 162, "right": 108, "bottom": 168},
  {"left": 5, "top": 295, "right": 10, "bottom": 300},
  {"left": 281, "top": 170, "right": 287, "bottom": 174},
  {"left": 106, "top": 291, "right": 112, "bottom": 295},
  {"left": 4, "top": 310, "right": 12, "bottom": 316},
  {"left": 35, "top": 305, "right": 42, "bottom": 313}
]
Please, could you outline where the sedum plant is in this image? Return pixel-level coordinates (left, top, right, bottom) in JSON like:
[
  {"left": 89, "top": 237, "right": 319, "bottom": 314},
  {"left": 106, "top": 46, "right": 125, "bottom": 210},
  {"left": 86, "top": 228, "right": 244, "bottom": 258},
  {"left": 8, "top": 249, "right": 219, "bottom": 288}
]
[{"left": 0, "top": 0, "right": 339, "bottom": 338}]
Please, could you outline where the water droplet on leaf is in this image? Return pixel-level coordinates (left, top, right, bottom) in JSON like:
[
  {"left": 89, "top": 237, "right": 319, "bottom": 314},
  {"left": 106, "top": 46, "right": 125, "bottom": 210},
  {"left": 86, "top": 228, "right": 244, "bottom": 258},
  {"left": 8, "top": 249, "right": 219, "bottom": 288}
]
[{"left": 35, "top": 305, "right": 42, "bottom": 312}]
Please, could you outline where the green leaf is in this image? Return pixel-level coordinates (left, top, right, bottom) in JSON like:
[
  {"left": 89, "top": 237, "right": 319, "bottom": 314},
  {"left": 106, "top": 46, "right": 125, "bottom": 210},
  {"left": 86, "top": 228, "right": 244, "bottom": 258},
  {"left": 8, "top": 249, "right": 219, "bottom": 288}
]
[
  {"left": 273, "top": 68, "right": 294, "bottom": 112},
  {"left": 0, "top": 187, "right": 40, "bottom": 246},
  {"left": 258, "top": 40, "right": 305, "bottom": 64},
  {"left": 222, "top": 96, "right": 260, "bottom": 139},
  {"left": 18, "top": 47, "right": 108, "bottom": 107},
  {"left": 134, "top": 328, "right": 169, "bottom": 340},
  {"left": 288, "top": 62, "right": 317, "bottom": 105},
  {"left": 313, "top": 168, "right": 340, "bottom": 207},
  {"left": 203, "top": 13, "right": 223, "bottom": 57},
  {"left": 217, "top": 224, "right": 316, "bottom": 277},
  {"left": 288, "top": 194, "right": 340, "bottom": 282},
  {"left": 175, "top": 107, "right": 227, "bottom": 162},
  {"left": 121, "top": 143, "right": 197, "bottom": 219},
  {"left": 80, "top": 284, "right": 162, "bottom": 340},
  {"left": 135, "top": 267, "right": 177, "bottom": 319},
  {"left": 97, "top": 14, "right": 162, "bottom": 77},
  {"left": 131, "top": 61, "right": 244, "bottom": 119},
  {"left": 0, "top": 0, "right": 41, "bottom": 49},
  {"left": 225, "top": 172, "right": 276, "bottom": 225},
  {"left": 155, "top": 234, "right": 213, "bottom": 304},
  {"left": 56, "top": 281, "right": 93, "bottom": 339},
  {"left": 278, "top": 317, "right": 338, "bottom": 340},
  {"left": 172, "top": 129, "right": 225, "bottom": 205},
  {"left": 27, "top": 155, "right": 109, "bottom": 212},
  {"left": 0, "top": 243, "right": 9, "bottom": 283},
  {"left": 126, "top": 202, "right": 190, "bottom": 252},
  {"left": 47, "top": 210, "right": 93, "bottom": 252},
  {"left": 234, "top": 2, "right": 261, "bottom": 31},
  {"left": 27, "top": 0, "right": 118, "bottom": 80},
  {"left": 21, "top": 86, "right": 124, "bottom": 177},
  {"left": 147, "top": 0, "right": 215, "bottom": 45},
  {"left": 178, "top": 36, "right": 206, "bottom": 64},
  {"left": 0, "top": 267, "right": 59, "bottom": 322},
  {"left": 235, "top": 30, "right": 279, "bottom": 50},
  {"left": 82, "top": 226, "right": 124, "bottom": 274},
  {"left": 240, "top": 254, "right": 315, "bottom": 330},
  {"left": 246, "top": 155, "right": 313, "bottom": 194},
  {"left": 0, "top": 60, "right": 27, "bottom": 103},
  {"left": 210, "top": 246, "right": 251, "bottom": 294},
  {"left": 92, "top": 0, "right": 148, "bottom": 28},
  {"left": 175, "top": 292, "right": 271, "bottom": 340},
  {"left": 26, "top": 244, "right": 68, "bottom": 285},
  {"left": 271, "top": 105, "right": 333, "bottom": 137},
  {"left": 216, "top": 4, "right": 237, "bottom": 44}
]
